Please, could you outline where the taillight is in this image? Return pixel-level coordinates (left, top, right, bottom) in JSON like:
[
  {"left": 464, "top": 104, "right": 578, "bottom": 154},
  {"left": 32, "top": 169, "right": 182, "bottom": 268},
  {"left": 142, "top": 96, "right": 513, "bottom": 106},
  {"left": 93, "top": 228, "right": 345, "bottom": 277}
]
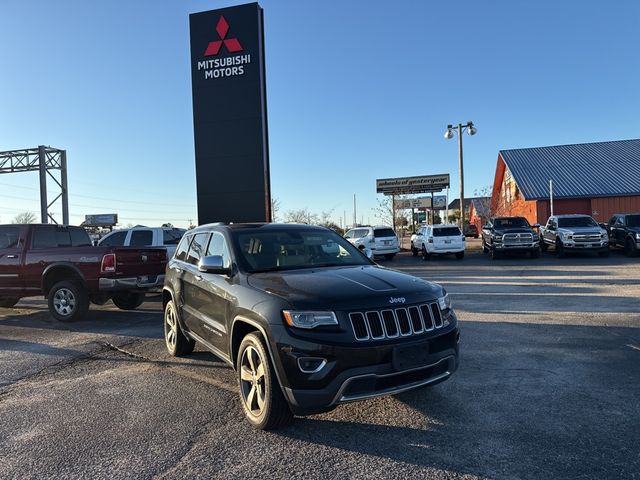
[{"left": 101, "top": 253, "right": 116, "bottom": 273}]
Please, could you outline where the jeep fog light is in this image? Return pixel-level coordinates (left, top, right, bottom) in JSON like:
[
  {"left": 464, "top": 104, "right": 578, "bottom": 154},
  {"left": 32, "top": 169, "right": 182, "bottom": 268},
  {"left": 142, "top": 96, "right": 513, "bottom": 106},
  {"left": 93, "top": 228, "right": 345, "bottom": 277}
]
[
  {"left": 283, "top": 311, "right": 338, "bottom": 329},
  {"left": 297, "top": 357, "right": 327, "bottom": 374}
]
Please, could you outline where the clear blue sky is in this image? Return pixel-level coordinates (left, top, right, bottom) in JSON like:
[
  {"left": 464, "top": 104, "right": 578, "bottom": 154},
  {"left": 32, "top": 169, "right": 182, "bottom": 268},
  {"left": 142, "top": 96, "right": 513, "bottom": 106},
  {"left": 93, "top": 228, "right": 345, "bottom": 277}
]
[{"left": 1, "top": 0, "right": 639, "bottom": 228}]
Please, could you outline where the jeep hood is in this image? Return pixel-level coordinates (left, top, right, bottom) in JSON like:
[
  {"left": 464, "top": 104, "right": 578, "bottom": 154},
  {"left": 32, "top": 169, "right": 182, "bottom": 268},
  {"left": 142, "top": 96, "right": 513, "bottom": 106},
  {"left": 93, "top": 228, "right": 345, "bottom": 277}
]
[{"left": 247, "top": 265, "right": 443, "bottom": 309}]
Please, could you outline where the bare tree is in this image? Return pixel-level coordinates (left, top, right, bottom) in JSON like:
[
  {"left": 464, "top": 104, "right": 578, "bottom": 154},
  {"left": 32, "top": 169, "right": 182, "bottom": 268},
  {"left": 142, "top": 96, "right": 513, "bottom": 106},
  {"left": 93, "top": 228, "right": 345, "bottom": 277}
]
[
  {"left": 271, "top": 197, "right": 281, "bottom": 222},
  {"left": 284, "top": 208, "right": 318, "bottom": 224},
  {"left": 373, "top": 196, "right": 408, "bottom": 228},
  {"left": 319, "top": 208, "right": 335, "bottom": 227},
  {"left": 12, "top": 211, "right": 37, "bottom": 224}
]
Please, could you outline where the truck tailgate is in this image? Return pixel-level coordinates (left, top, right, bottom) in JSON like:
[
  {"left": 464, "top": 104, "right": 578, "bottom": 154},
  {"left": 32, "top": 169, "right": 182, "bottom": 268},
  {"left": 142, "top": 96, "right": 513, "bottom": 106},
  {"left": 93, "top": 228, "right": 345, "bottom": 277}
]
[{"left": 112, "top": 248, "right": 167, "bottom": 276}]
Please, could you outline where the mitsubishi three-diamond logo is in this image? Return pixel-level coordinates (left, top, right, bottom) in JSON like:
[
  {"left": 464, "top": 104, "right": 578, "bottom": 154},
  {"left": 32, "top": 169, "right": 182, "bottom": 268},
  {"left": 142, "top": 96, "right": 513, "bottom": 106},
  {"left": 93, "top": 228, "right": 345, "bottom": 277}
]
[
  {"left": 197, "top": 15, "right": 251, "bottom": 80},
  {"left": 204, "top": 16, "right": 243, "bottom": 56}
]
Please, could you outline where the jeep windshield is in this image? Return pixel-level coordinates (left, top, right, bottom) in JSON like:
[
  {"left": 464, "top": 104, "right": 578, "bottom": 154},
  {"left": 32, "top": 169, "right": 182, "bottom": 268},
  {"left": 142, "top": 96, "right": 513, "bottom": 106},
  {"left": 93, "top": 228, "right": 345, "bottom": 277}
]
[
  {"left": 558, "top": 217, "right": 599, "bottom": 228},
  {"left": 233, "top": 228, "right": 371, "bottom": 273}
]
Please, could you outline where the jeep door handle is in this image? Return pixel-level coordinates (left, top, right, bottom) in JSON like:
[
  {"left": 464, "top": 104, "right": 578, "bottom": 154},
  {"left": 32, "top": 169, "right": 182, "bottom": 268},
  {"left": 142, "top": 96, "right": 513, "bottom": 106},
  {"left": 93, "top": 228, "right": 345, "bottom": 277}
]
[
  {"left": 6, "top": 255, "right": 17, "bottom": 259},
  {"left": 194, "top": 274, "right": 203, "bottom": 281},
  {"left": 172, "top": 266, "right": 182, "bottom": 273}
]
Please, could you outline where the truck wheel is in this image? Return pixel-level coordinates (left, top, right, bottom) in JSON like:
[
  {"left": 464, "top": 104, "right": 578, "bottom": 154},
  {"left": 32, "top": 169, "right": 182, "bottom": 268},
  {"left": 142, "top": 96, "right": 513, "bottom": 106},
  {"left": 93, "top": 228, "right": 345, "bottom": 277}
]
[
  {"left": 421, "top": 245, "right": 431, "bottom": 261},
  {"left": 237, "top": 332, "right": 293, "bottom": 430},
  {"left": 112, "top": 292, "right": 146, "bottom": 310},
  {"left": 411, "top": 242, "right": 418, "bottom": 256},
  {"left": 490, "top": 247, "right": 500, "bottom": 260},
  {"left": 482, "top": 240, "right": 489, "bottom": 253},
  {"left": 625, "top": 238, "right": 638, "bottom": 257},
  {"left": 455, "top": 251, "right": 464, "bottom": 260},
  {"left": 555, "top": 240, "right": 565, "bottom": 258},
  {"left": 48, "top": 281, "right": 89, "bottom": 322},
  {"left": 0, "top": 297, "right": 20, "bottom": 308},
  {"left": 164, "top": 300, "right": 195, "bottom": 356},
  {"left": 540, "top": 240, "right": 548, "bottom": 252}
]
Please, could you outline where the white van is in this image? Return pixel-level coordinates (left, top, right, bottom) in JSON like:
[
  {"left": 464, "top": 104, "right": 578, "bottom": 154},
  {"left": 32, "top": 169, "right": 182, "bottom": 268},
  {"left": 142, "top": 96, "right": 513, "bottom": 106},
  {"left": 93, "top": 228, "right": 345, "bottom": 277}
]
[{"left": 413, "top": 224, "right": 465, "bottom": 260}]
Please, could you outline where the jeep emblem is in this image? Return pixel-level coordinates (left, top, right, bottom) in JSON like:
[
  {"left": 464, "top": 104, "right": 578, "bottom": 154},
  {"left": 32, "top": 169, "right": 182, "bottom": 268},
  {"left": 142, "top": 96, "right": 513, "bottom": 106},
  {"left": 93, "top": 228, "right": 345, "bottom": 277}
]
[{"left": 389, "top": 296, "right": 406, "bottom": 304}]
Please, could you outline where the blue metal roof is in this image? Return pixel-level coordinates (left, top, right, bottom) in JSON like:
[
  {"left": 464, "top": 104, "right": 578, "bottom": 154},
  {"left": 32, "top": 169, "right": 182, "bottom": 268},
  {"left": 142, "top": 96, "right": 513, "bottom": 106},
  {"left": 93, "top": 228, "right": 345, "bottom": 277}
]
[{"left": 499, "top": 139, "right": 640, "bottom": 200}]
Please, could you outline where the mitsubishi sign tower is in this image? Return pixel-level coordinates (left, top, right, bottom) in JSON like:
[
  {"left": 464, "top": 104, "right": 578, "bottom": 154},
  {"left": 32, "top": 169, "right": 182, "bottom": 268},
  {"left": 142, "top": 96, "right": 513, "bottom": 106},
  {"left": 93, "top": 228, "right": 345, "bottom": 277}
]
[{"left": 189, "top": 3, "right": 271, "bottom": 224}]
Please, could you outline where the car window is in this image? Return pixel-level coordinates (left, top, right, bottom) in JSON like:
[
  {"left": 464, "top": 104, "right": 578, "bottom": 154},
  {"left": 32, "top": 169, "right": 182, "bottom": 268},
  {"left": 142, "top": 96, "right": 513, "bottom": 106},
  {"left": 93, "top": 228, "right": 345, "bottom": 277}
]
[
  {"left": 558, "top": 217, "right": 598, "bottom": 228},
  {"left": 433, "top": 227, "right": 462, "bottom": 237},
  {"left": 32, "top": 226, "right": 57, "bottom": 248},
  {"left": 494, "top": 218, "right": 531, "bottom": 228},
  {"left": 626, "top": 215, "right": 640, "bottom": 227},
  {"left": 373, "top": 228, "right": 396, "bottom": 238},
  {"left": 233, "top": 227, "right": 370, "bottom": 273},
  {"left": 205, "top": 232, "right": 231, "bottom": 268},
  {"left": 186, "top": 233, "right": 209, "bottom": 265},
  {"left": 70, "top": 227, "right": 92, "bottom": 246},
  {"left": 130, "top": 230, "right": 153, "bottom": 246},
  {"left": 163, "top": 228, "right": 185, "bottom": 245},
  {"left": 0, "top": 226, "right": 20, "bottom": 249},
  {"left": 99, "top": 231, "right": 127, "bottom": 247},
  {"left": 344, "top": 229, "right": 354, "bottom": 239},
  {"left": 174, "top": 235, "right": 192, "bottom": 261}
]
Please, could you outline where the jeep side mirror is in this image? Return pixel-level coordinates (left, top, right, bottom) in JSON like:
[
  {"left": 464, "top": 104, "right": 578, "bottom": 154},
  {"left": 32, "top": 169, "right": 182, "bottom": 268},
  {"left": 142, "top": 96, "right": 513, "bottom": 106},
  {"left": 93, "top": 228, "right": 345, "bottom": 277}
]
[
  {"left": 198, "top": 255, "right": 231, "bottom": 275},
  {"left": 532, "top": 223, "right": 540, "bottom": 228}
]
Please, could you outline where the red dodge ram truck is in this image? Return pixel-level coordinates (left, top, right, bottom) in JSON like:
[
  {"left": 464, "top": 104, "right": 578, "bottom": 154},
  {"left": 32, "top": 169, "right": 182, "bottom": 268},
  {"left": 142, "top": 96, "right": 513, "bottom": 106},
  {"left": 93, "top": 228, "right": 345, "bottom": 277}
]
[{"left": 0, "top": 224, "right": 167, "bottom": 321}]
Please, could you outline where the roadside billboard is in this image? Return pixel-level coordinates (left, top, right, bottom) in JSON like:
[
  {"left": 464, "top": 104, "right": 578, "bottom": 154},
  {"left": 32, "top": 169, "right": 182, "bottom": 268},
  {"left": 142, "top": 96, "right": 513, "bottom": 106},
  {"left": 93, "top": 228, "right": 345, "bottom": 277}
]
[{"left": 376, "top": 174, "right": 450, "bottom": 195}]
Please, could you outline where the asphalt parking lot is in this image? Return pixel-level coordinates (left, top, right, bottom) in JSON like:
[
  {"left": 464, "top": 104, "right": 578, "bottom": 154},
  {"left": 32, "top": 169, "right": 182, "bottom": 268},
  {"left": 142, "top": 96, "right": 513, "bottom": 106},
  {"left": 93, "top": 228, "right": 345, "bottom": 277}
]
[{"left": 1, "top": 246, "right": 639, "bottom": 480}]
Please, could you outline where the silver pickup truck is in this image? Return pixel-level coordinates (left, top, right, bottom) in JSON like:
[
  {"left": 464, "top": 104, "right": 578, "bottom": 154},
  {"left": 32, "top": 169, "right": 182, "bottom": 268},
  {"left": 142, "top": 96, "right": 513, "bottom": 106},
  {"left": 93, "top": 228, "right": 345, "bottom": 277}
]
[{"left": 539, "top": 214, "right": 609, "bottom": 257}]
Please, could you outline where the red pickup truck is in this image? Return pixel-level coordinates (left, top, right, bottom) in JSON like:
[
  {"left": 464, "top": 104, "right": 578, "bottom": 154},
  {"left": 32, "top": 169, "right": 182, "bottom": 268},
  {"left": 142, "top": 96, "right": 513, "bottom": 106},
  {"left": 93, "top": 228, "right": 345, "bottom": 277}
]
[{"left": 0, "top": 224, "right": 167, "bottom": 321}]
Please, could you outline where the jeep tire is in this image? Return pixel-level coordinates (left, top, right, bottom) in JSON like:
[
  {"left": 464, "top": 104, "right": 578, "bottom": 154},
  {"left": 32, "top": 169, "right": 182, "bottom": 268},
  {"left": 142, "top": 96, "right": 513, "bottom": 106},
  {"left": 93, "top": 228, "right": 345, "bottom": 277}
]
[
  {"left": 164, "top": 300, "right": 195, "bottom": 356},
  {"left": 237, "top": 332, "right": 293, "bottom": 430}
]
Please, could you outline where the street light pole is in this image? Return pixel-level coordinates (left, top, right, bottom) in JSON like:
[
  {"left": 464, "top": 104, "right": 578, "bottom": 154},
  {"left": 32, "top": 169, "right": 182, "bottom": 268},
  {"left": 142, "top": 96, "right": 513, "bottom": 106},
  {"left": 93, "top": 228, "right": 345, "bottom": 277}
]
[
  {"left": 457, "top": 123, "right": 464, "bottom": 230},
  {"left": 444, "top": 121, "right": 477, "bottom": 229}
]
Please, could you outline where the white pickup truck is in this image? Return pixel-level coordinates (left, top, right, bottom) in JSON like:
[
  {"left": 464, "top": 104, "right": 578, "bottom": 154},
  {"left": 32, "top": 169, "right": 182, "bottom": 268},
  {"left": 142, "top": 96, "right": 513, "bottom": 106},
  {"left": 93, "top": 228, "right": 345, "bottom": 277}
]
[
  {"left": 539, "top": 215, "right": 609, "bottom": 258},
  {"left": 98, "top": 226, "right": 186, "bottom": 258}
]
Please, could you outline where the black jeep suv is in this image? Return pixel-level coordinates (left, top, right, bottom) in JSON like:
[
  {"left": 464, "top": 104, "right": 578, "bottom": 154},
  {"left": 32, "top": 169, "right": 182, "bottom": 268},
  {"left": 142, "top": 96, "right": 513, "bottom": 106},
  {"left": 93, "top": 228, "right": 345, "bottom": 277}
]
[
  {"left": 482, "top": 216, "right": 541, "bottom": 259},
  {"left": 163, "top": 223, "right": 459, "bottom": 429}
]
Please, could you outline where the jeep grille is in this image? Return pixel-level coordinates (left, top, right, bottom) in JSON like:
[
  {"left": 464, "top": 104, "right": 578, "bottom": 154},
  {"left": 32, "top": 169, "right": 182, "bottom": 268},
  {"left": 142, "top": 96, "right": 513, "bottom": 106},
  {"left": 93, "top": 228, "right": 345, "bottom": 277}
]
[{"left": 349, "top": 303, "right": 444, "bottom": 341}]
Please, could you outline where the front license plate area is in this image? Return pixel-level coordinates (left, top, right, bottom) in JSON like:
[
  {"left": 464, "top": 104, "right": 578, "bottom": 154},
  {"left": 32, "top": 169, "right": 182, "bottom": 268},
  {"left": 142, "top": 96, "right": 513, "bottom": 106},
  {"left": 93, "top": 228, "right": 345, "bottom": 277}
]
[{"left": 393, "top": 344, "right": 430, "bottom": 371}]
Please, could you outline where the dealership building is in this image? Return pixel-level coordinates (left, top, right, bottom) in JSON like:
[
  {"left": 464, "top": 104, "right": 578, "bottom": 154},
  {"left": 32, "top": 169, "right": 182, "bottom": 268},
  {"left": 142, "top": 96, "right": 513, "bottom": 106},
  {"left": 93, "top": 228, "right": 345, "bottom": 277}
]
[{"left": 490, "top": 139, "right": 640, "bottom": 225}]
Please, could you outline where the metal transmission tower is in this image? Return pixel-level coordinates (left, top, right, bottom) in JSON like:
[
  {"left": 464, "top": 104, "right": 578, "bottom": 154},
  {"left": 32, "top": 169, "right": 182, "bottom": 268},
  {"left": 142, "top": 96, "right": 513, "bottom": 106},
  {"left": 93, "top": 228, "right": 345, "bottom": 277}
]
[{"left": 0, "top": 145, "right": 69, "bottom": 224}]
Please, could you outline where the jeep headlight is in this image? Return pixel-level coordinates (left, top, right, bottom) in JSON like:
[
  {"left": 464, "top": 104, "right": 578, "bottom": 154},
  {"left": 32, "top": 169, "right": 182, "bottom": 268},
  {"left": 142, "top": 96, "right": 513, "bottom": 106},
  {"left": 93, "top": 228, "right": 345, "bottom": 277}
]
[
  {"left": 601, "top": 232, "right": 608, "bottom": 239},
  {"left": 438, "top": 293, "right": 451, "bottom": 311},
  {"left": 494, "top": 234, "right": 503, "bottom": 242},
  {"left": 283, "top": 311, "right": 338, "bottom": 329},
  {"left": 560, "top": 232, "right": 572, "bottom": 240}
]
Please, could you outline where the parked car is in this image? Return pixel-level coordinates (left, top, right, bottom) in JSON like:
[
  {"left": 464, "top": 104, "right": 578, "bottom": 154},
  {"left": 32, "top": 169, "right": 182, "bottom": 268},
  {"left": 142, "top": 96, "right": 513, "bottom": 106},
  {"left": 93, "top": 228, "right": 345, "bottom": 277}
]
[
  {"left": 606, "top": 213, "right": 640, "bottom": 257},
  {"left": 0, "top": 224, "right": 167, "bottom": 320},
  {"left": 481, "top": 216, "right": 540, "bottom": 259},
  {"left": 344, "top": 225, "right": 399, "bottom": 260},
  {"left": 99, "top": 226, "right": 186, "bottom": 258},
  {"left": 463, "top": 224, "right": 479, "bottom": 238},
  {"left": 539, "top": 214, "right": 609, "bottom": 257},
  {"left": 412, "top": 224, "right": 465, "bottom": 260},
  {"left": 163, "top": 223, "right": 459, "bottom": 429}
]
